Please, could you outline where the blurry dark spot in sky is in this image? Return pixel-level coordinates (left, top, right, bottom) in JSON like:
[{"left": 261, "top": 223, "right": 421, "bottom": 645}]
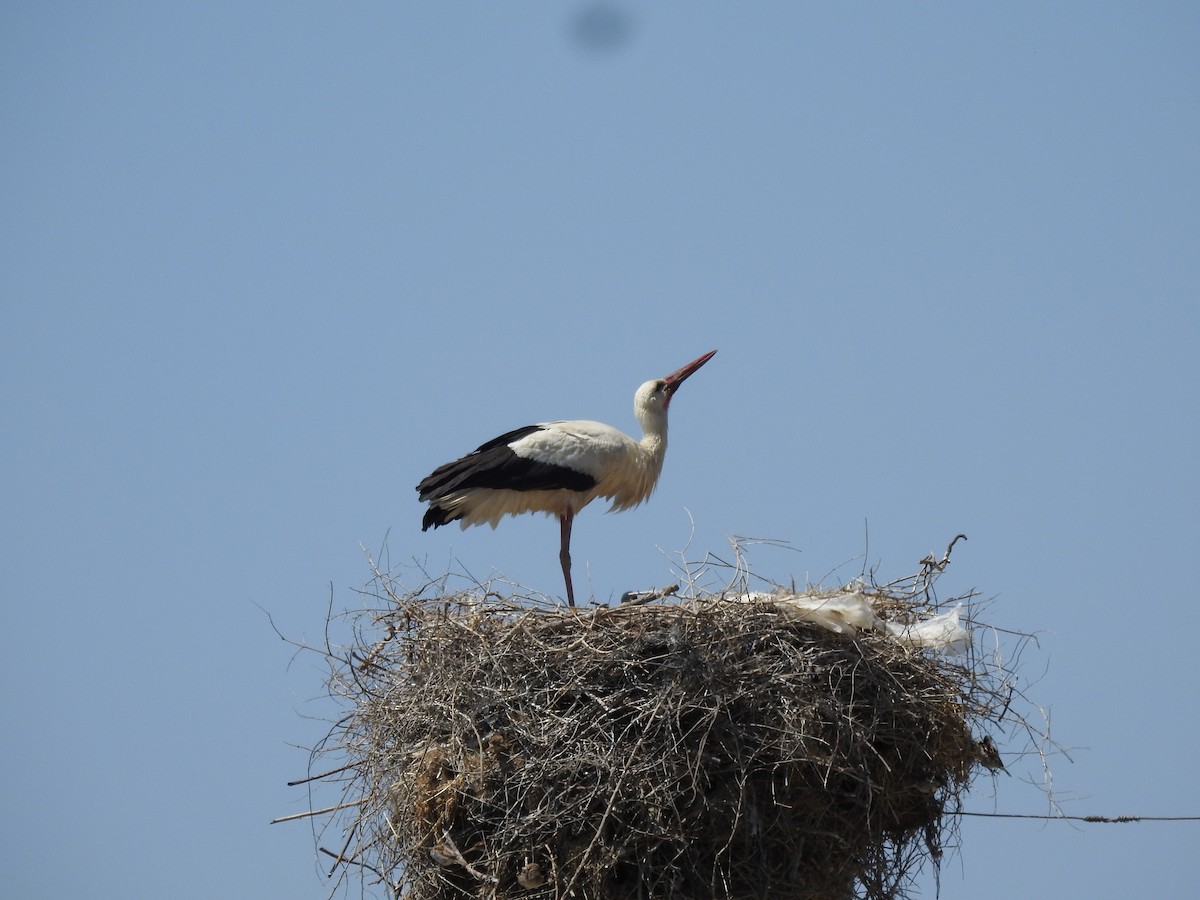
[{"left": 570, "top": 2, "right": 634, "bottom": 54}]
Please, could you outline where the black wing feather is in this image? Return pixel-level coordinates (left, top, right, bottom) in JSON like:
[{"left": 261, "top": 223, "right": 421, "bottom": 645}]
[{"left": 416, "top": 424, "right": 598, "bottom": 530}]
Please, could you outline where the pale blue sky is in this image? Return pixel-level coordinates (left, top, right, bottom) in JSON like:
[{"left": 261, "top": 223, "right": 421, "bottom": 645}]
[{"left": 3, "top": 3, "right": 1198, "bottom": 897}]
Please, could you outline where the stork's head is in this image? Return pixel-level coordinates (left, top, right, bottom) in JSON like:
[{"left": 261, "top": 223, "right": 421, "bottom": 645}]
[{"left": 633, "top": 349, "right": 716, "bottom": 431}]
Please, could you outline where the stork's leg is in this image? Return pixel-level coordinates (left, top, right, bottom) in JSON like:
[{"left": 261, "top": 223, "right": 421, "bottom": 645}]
[{"left": 559, "top": 510, "right": 575, "bottom": 607}]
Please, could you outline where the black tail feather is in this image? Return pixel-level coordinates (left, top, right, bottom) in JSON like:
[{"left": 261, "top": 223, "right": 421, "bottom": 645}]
[{"left": 421, "top": 504, "right": 462, "bottom": 531}]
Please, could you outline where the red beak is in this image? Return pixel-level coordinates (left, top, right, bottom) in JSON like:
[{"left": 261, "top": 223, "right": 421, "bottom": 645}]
[{"left": 662, "top": 349, "right": 716, "bottom": 404}]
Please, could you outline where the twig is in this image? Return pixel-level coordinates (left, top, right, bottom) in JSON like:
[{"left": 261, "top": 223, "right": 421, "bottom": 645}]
[
  {"left": 430, "top": 832, "right": 498, "bottom": 883},
  {"left": 319, "top": 845, "right": 386, "bottom": 879},
  {"left": 325, "top": 821, "right": 360, "bottom": 877},
  {"left": 270, "top": 797, "right": 362, "bottom": 824},
  {"left": 620, "top": 583, "right": 680, "bottom": 605},
  {"left": 919, "top": 534, "right": 968, "bottom": 577},
  {"left": 287, "top": 761, "right": 357, "bottom": 787}
]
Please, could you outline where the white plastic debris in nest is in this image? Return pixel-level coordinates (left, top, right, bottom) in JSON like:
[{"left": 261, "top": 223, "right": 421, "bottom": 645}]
[
  {"left": 730, "top": 590, "right": 971, "bottom": 654},
  {"left": 887, "top": 605, "right": 971, "bottom": 653}
]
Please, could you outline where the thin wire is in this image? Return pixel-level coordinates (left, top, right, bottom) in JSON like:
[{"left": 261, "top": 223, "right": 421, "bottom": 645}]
[{"left": 961, "top": 811, "right": 1200, "bottom": 824}]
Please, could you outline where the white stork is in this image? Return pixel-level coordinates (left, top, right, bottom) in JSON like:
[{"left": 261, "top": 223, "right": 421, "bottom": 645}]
[{"left": 416, "top": 349, "right": 716, "bottom": 606}]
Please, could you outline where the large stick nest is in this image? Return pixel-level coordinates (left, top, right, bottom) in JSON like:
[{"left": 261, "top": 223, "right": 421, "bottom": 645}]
[{"left": 295, "top": 546, "right": 1029, "bottom": 900}]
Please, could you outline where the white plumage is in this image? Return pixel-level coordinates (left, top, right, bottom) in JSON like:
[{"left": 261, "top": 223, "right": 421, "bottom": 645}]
[{"left": 417, "top": 350, "right": 716, "bottom": 606}]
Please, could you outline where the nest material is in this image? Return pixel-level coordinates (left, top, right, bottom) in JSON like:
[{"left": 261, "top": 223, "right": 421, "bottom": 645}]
[{"left": 306, "top": 572, "right": 1014, "bottom": 900}]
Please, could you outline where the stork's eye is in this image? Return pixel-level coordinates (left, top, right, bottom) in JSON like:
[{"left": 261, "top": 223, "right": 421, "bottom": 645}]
[{"left": 654, "top": 380, "right": 666, "bottom": 393}]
